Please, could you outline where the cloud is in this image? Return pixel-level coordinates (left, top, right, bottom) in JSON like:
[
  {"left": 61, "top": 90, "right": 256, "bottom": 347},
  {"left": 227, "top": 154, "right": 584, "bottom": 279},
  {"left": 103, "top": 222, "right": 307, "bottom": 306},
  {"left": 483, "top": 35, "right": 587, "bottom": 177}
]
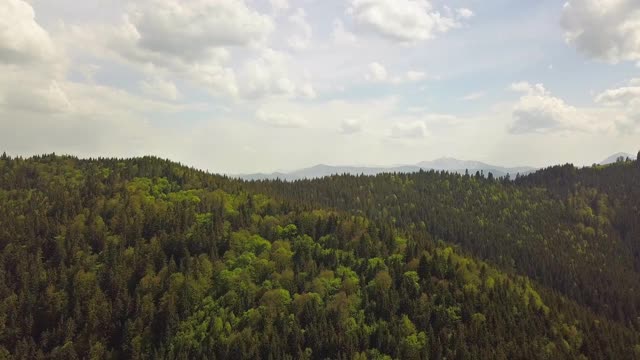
[
  {"left": 270, "top": 0, "right": 289, "bottom": 13},
  {"left": 510, "top": 82, "right": 548, "bottom": 95},
  {"left": 340, "top": 118, "right": 363, "bottom": 134},
  {"left": 300, "top": 84, "right": 317, "bottom": 99},
  {"left": 70, "top": 0, "right": 278, "bottom": 98},
  {"left": 561, "top": 0, "right": 640, "bottom": 63},
  {"left": 595, "top": 79, "right": 640, "bottom": 132},
  {"left": 0, "top": 0, "right": 56, "bottom": 65},
  {"left": 240, "top": 48, "right": 315, "bottom": 99},
  {"left": 0, "top": 0, "right": 71, "bottom": 115},
  {"left": 74, "top": 3, "right": 314, "bottom": 101},
  {"left": 461, "top": 91, "right": 485, "bottom": 101},
  {"left": 0, "top": 75, "right": 186, "bottom": 158},
  {"left": 391, "top": 121, "right": 428, "bottom": 138},
  {"left": 1, "top": 76, "right": 72, "bottom": 114},
  {"left": 256, "top": 109, "right": 307, "bottom": 128},
  {"left": 0, "top": 0, "right": 190, "bottom": 159},
  {"left": 365, "top": 62, "right": 428, "bottom": 84},
  {"left": 287, "top": 8, "right": 312, "bottom": 50},
  {"left": 186, "top": 60, "right": 239, "bottom": 97},
  {"left": 140, "top": 76, "right": 180, "bottom": 101},
  {"left": 508, "top": 82, "right": 601, "bottom": 134},
  {"left": 332, "top": 19, "right": 358, "bottom": 44},
  {"left": 595, "top": 85, "right": 640, "bottom": 106},
  {"left": 405, "top": 71, "right": 427, "bottom": 82},
  {"left": 365, "top": 62, "right": 389, "bottom": 82},
  {"left": 126, "top": 0, "right": 273, "bottom": 60},
  {"left": 347, "top": 0, "right": 468, "bottom": 43},
  {"left": 456, "top": 8, "right": 474, "bottom": 19}
]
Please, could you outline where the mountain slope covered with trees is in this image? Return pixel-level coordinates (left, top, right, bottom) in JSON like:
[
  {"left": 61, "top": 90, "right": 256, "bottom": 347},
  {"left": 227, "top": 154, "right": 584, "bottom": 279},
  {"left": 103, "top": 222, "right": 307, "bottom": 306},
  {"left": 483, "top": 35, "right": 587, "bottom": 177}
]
[{"left": 0, "top": 153, "right": 639, "bottom": 359}]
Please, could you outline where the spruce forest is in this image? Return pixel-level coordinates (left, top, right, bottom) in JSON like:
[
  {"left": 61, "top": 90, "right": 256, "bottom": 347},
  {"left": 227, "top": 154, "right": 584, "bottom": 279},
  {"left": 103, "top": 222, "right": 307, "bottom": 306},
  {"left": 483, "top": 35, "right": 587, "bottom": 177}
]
[{"left": 0, "top": 153, "right": 640, "bottom": 360}]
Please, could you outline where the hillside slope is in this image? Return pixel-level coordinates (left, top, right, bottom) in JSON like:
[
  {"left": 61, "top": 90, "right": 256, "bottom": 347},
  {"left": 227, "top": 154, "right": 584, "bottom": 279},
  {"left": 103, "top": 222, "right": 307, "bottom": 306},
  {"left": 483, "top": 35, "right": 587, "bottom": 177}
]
[{"left": 0, "top": 154, "right": 638, "bottom": 359}]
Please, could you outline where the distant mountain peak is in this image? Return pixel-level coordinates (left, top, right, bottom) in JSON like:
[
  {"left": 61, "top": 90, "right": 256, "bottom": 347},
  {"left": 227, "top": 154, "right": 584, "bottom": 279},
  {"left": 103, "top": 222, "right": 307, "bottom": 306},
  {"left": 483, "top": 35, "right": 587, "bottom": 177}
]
[
  {"left": 600, "top": 152, "right": 636, "bottom": 165},
  {"left": 238, "top": 158, "right": 537, "bottom": 181}
]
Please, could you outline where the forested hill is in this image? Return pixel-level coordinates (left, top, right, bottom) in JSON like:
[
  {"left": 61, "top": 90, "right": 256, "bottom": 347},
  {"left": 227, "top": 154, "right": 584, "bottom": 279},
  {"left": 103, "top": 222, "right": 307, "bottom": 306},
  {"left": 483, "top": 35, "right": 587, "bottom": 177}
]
[{"left": 0, "top": 154, "right": 639, "bottom": 359}]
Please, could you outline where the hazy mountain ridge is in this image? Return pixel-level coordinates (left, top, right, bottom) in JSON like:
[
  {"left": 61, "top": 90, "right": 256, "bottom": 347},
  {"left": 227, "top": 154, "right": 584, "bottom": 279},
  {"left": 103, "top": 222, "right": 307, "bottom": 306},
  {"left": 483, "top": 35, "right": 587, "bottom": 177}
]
[
  {"left": 239, "top": 153, "right": 636, "bottom": 181},
  {"left": 600, "top": 152, "right": 636, "bottom": 165},
  {"left": 239, "top": 157, "right": 536, "bottom": 181}
]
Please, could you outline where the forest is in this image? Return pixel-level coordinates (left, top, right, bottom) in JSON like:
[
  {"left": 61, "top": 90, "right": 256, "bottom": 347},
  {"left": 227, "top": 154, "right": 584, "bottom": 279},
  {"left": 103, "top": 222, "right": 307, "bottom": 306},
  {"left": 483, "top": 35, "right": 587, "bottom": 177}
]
[{"left": 0, "top": 152, "right": 639, "bottom": 359}]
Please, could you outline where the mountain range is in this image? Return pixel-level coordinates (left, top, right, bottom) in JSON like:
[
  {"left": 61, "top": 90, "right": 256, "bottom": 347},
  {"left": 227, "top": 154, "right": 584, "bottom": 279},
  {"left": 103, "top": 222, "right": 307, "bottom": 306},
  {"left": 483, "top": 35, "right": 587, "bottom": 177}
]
[
  {"left": 239, "top": 153, "right": 637, "bottom": 181},
  {"left": 239, "top": 157, "right": 536, "bottom": 181},
  {"left": 599, "top": 152, "right": 636, "bottom": 165}
]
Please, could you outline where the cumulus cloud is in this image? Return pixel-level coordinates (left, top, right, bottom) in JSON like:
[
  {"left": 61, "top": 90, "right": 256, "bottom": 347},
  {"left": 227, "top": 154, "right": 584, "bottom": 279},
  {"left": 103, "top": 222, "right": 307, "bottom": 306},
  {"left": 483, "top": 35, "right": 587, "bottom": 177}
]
[
  {"left": 510, "top": 81, "right": 548, "bottom": 95},
  {"left": 508, "top": 82, "right": 602, "bottom": 134},
  {"left": 365, "top": 62, "right": 389, "bottom": 82},
  {"left": 391, "top": 121, "right": 428, "bottom": 138},
  {"left": 140, "top": 76, "right": 180, "bottom": 101},
  {"left": 405, "top": 71, "right": 427, "bottom": 82},
  {"left": 461, "top": 92, "right": 485, "bottom": 101},
  {"left": 595, "top": 84, "right": 640, "bottom": 106},
  {"left": 561, "top": 0, "right": 640, "bottom": 63},
  {"left": 126, "top": 0, "right": 273, "bottom": 60},
  {"left": 240, "top": 48, "right": 315, "bottom": 99},
  {"left": 256, "top": 109, "right": 307, "bottom": 128},
  {"left": 0, "top": 0, "right": 193, "bottom": 159},
  {"left": 0, "top": 69, "right": 184, "bottom": 158},
  {"left": 287, "top": 8, "right": 313, "bottom": 50},
  {"left": 340, "top": 118, "right": 363, "bottom": 134},
  {"left": 365, "top": 62, "right": 427, "bottom": 84},
  {"left": 0, "top": 0, "right": 72, "bottom": 115},
  {"left": 347, "top": 0, "right": 469, "bottom": 43},
  {"left": 332, "top": 19, "right": 358, "bottom": 44},
  {"left": 70, "top": 1, "right": 318, "bottom": 101},
  {"left": 595, "top": 79, "right": 640, "bottom": 132},
  {"left": 0, "top": 0, "right": 56, "bottom": 64},
  {"left": 70, "top": 0, "right": 278, "bottom": 98},
  {"left": 187, "top": 61, "right": 239, "bottom": 97},
  {"left": 1, "top": 76, "right": 72, "bottom": 114},
  {"left": 456, "top": 8, "right": 474, "bottom": 19},
  {"left": 270, "top": 0, "right": 289, "bottom": 13}
]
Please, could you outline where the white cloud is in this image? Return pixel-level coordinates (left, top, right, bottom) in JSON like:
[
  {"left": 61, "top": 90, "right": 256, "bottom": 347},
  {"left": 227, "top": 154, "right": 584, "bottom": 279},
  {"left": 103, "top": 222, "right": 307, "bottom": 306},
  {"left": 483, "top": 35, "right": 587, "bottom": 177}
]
[
  {"left": 187, "top": 61, "right": 239, "bottom": 97},
  {"left": 365, "top": 62, "right": 389, "bottom": 82},
  {"left": 595, "top": 79, "right": 640, "bottom": 132},
  {"left": 510, "top": 81, "right": 548, "bottom": 95},
  {"left": 0, "top": 0, "right": 56, "bottom": 64},
  {"left": 0, "top": 0, "right": 71, "bottom": 115},
  {"left": 0, "top": 76, "right": 72, "bottom": 114},
  {"left": 340, "top": 118, "right": 363, "bottom": 134},
  {"left": 508, "top": 82, "right": 604, "bottom": 134},
  {"left": 391, "top": 121, "right": 428, "bottom": 138},
  {"left": 140, "top": 76, "right": 180, "bottom": 101},
  {"left": 126, "top": 0, "right": 273, "bottom": 60},
  {"left": 332, "top": 19, "right": 358, "bottom": 44},
  {"left": 270, "top": 0, "right": 289, "bottom": 13},
  {"left": 240, "top": 48, "right": 314, "bottom": 99},
  {"left": 347, "top": 0, "right": 466, "bottom": 43},
  {"left": 365, "top": 62, "right": 428, "bottom": 84},
  {"left": 456, "top": 8, "right": 474, "bottom": 19},
  {"left": 595, "top": 85, "right": 640, "bottom": 106},
  {"left": 300, "top": 84, "right": 317, "bottom": 99},
  {"left": 256, "top": 109, "right": 307, "bottom": 128},
  {"left": 405, "top": 71, "right": 427, "bottom": 82},
  {"left": 0, "top": 73, "right": 186, "bottom": 158},
  {"left": 462, "top": 91, "right": 485, "bottom": 101},
  {"left": 287, "top": 8, "right": 312, "bottom": 50},
  {"left": 561, "top": 0, "right": 640, "bottom": 63},
  {"left": 69, "top": 0, "right": 278, "bottom": 98}
]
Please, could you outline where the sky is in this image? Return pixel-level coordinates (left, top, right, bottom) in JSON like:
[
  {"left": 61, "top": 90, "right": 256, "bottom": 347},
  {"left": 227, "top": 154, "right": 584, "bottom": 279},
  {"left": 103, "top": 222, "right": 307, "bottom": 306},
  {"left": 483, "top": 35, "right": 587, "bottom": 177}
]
[{"left": 1, "top": 0, "right": 639, "bottom": 173}]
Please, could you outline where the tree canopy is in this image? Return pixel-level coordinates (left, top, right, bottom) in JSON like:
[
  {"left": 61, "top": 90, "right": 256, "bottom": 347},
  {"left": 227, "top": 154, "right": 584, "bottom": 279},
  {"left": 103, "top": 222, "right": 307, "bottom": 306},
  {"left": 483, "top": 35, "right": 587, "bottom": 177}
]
[{"left": 0, "top": 154, "right": 638, "bottom": 359}]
